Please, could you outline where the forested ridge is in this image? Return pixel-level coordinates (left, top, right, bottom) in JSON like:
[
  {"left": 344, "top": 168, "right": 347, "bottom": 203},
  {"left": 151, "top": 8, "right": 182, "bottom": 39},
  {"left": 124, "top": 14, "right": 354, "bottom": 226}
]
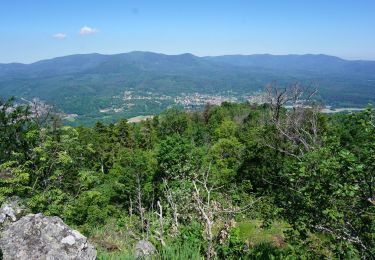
[
  {"left": 1, "top": 52, "right": 375, "bottom": 126},
  {"left": 0, "top": 91, "right": 374, "bottom": 259}
]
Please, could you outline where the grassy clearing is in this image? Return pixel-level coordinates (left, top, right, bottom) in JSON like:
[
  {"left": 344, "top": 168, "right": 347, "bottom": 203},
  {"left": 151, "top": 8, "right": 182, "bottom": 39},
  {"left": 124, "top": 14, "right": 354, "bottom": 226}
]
[
  {"left": 91, "top": 218, "right": 288, "bottom": 259},
  {"left": 127, "top": 115, "right": 154, "bottom": 123},
  {"left": 90, "top": 219, "right": 203, "bottom": 259},
  {"left": 88, "top": 219, "right": 139, "bottom": 259},
  {"left": 237, "top": 219, "right": 289, "bottom": 247},
  {"left": 96, "top": 242, "right": 203, "bottom": 260}
]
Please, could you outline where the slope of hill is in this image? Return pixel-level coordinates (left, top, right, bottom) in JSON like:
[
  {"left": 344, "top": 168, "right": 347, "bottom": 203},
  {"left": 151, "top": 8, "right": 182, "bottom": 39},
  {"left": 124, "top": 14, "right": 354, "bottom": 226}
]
[{"left": 0, "top": 52, "right": 374, "bottom": 124}]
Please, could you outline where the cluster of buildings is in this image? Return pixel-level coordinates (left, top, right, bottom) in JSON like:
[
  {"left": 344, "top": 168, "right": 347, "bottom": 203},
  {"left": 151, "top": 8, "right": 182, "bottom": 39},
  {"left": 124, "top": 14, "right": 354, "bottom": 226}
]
[
  {"left": 174, "top": 93, "right": 238, "bottom": 108},
  {"left": 122, "top": 91, "right": 172, "bottom": 101},
  {"left": 105, "top": 90, "right": 349, "bottom": 114},
  {"left": 245, "top": 93, "right": 269, "bottom": 105},
  {"left": 106, "top": 91, "right": 281, "bottom": 113}
]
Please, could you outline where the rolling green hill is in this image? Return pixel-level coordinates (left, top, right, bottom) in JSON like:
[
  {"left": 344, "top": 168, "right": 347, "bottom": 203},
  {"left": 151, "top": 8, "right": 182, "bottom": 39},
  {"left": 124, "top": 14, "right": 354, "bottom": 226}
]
[{"left": 1, "top": 51, "right": 374, "bottom": 124}]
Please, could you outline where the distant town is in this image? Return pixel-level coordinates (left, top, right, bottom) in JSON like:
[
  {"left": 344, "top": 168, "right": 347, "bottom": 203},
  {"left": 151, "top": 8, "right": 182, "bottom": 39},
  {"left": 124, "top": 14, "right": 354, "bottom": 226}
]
[{"left": 14, "top": 91, "right": 365, "bottom": 124}]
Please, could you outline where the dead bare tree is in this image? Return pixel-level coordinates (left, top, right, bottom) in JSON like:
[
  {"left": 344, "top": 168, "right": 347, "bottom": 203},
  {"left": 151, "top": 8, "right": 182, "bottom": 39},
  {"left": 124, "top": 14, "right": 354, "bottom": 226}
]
[
  {"left": 135, "top": 172, "right": 146, "bottom": 238},
  {"left": 162, "top": 179, "right": 179, "bottom": 236},
  {"left": 218, "top": 219, "right": 236, "bottom": 245},
  {"left": 265, "top": 83, "right": 289, "bottom": 123},
  {"left": 155, "top": 200, "right": 165, "bottom": 246},
  {"left": 29, "top": 98, "right": 54, "bottom": 127},
  {"left": 313, "top": 223, "right": 370, "bottom": 255},
  {"left": 264, "top": 83, "right": 321, "bottom": 160},
  {"left": 192, "top": 178, "right": 216, "bottom": 259},
  {"left": 192, "top": 164, "right": 261, "bottom": 259},
  {"left": 129, "top": 198, "right": 133, "bottom": 217}
]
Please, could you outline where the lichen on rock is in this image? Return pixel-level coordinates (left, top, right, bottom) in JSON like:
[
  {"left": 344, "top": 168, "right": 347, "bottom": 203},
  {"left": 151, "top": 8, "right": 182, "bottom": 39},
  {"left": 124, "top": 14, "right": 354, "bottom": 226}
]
[
  {"left": 0, "top": 196, "right": 24, "bottom": 226},
  {"left": 0, "top": 213, "right": 96, "bottom": 260}
]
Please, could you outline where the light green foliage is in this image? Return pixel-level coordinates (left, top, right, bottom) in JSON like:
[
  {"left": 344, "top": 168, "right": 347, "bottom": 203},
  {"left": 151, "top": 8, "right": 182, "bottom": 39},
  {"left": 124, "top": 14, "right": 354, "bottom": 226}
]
[
  {"left": 214, "top": 119, "right": 238, "bottom": 140},
  {"left": 157, "top": 135, "right": 202, "bottom": 180},
  {"left": 210, "top": 137, "right": 244, "bottom": 185},
  {"left": 0, "top": 161, "right": 30, "bottom": 202}
]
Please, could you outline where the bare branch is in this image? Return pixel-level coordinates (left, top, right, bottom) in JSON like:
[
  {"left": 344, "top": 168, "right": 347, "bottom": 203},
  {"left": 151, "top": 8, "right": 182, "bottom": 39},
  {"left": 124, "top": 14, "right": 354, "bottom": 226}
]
[{"left": 263, "top": 83, "right": 321, "bottom": 158}]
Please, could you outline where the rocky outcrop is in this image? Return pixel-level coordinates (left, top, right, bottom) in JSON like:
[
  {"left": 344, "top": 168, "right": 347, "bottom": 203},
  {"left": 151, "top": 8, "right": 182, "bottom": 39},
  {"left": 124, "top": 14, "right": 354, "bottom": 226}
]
[
  {"left": 135, "top": 240, "right": 156, "bottom": 258},
  {"left": 0, "top": 213, "right": 96, "bottom": 260},
  {"left": 0, "top": 196, "right": 24, "bottom": 225}
]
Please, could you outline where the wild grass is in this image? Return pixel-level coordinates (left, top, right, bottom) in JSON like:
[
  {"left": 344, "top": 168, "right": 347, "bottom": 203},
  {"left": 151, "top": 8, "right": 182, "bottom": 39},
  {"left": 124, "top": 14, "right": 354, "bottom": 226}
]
[
  {"left": 96, "top": 242, "right": 203, "bottom": 260},
  {"left": 91, "top": 218, "right": 288, "bottom": 259},
  {"left": 90, "top": 218, "right": 204, "bottom": 259},
  {"left": 160, "top": 242, "right": 204, "bottom": 260},
  {"left": 237, "top": 219, "right": 289, "bottom": 247},
  {"left": 88, "top": 218, "right": 139, "bottom": 259}
]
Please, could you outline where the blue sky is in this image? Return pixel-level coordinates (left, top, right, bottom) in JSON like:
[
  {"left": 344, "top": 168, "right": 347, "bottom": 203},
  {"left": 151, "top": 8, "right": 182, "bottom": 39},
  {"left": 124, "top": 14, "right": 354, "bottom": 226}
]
[{"left": 0, "top": 0, "right": 374, "bottom": 63}]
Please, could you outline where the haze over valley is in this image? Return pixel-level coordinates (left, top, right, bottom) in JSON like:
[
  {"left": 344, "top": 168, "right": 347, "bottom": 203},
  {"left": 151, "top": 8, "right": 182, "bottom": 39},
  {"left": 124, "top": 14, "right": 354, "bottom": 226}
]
[{"left": 1, "top": 51, "right": 374, "bottom": 125}]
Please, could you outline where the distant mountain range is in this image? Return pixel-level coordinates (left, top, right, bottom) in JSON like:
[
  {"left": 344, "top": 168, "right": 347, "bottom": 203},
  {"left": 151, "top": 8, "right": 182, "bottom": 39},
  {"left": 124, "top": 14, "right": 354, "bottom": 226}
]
[{"left": 1, "top": 51, "right": 375, "bottom": 123}]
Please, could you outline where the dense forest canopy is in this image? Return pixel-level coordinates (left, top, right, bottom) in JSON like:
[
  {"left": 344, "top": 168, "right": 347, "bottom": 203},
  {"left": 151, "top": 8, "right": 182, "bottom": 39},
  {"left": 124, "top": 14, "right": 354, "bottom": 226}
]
[{"left": 0, "top": 93, "right": 374, "bottom": 259}]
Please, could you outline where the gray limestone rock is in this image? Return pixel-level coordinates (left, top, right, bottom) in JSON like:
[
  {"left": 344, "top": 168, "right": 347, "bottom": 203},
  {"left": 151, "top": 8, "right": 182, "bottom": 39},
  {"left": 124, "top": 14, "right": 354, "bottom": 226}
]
[
  {"left": 135, "top": 240, "right": 156, "bottom": 258},
  {"left": 0, "top": 196, "right": 24, "bottom": 225},
  {"left": 0, "top": 213, "right": 96, "bottom": 260}
]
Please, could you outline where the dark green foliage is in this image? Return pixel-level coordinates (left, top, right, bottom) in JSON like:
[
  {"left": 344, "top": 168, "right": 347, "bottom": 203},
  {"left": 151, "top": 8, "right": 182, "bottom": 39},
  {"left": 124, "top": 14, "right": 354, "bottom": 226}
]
[
  {"left": 246, "top": 242, "right": 288, "bottom": 259},
  {"left": 158, "top": 108, "right": 190, "bottom": 137},
  {"left": 0, "top": 97, "right": 35, "bottom": 164}
]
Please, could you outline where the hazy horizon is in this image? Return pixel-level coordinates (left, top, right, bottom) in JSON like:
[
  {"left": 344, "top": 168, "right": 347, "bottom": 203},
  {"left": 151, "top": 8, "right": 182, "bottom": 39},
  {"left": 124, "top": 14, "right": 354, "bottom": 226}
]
[
  {"left": 1, "top": 0, "right": 375, "bottom": 63},
  {"left": 2, "top": 51, "right": 375, "bottom": 65}
]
